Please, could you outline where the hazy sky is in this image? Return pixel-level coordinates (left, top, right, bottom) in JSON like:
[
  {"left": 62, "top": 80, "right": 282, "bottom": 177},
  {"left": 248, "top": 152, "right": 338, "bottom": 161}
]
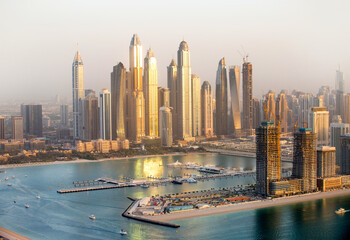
[{"left": 1, "top": 0, "right": 349, "bottom": 103}]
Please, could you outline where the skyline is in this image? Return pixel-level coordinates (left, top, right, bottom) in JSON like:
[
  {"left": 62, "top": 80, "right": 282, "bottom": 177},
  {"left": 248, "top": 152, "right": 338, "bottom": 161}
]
[{"left": 1, "top": 0, "right": 350, "bottom": 102}]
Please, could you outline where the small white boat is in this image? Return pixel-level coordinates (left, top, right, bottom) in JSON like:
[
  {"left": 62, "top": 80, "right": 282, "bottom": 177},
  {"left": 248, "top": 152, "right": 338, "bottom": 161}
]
[
  {"left": 335, "top": 208, "right": 346, "bottom": 214},
  {"left": 140, "top": 183, "right": 149, "bottom": 188},
  {"left": 7, "top": 183, "right": 12, "bottom": 186},
  {"left": 89, "top": 215, "right": 96, "bottom": 220},
  {"left": 36, "top": 195, "right": 40, "bottom": 199},
  {"left": 12, "top": 176, "right": 15, "bottom": 179},
  {"left": 119, "top": 229, "right": 127, "bottom": 235},
  {"left": 25, "top": 204, "right": 30, "bottom": 208},
  {"left": 5, "top": 177, "right": 9, "bottom": 181},
  {"left": 187, "top": 178, "right": 197, "bottom": 183}
]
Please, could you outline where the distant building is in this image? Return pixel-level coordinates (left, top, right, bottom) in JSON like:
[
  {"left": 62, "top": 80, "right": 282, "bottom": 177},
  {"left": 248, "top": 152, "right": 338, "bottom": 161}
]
[
  {"left": 215, "top": 58, "right": 228, "bottom": 136},
  {"left": 276, "top": 92, "right": 288, "bottom": 133},
  {"left": 60, "top": 104, "right": 69, "bottom": 127},
  {"left": 317, "top": 146, "right": 336, "bottom": 178},
  {"left": 21, "top": 104, "right": 43, "bottom": 137},
  {"left": 159, "top": 107, "right": 173, "bottom": 147},
  {"left": 167, "top": 59, "right": 178, "bottom": 139},
  {"left": 229, "top": 66, "right": 241, "bottom": 135},
  {"left": 330, "top": 122, "right": 349, "bottom": 166},
  {"left": 256, "top": 121, "right": 281, "bottom": 196},
  {"left": 11, "top": 116, "right": 23, "bottom": 140},
  {"left": 308, "top": 107, "right": 329, "bottom": 146},
  {"left": 99, "top": 89, "right": 112, "bottom": 140},
  {"left": 72, "top": 49, "right": 85, "bottom": 139},
  {"left": 252, "top": 97, "right": 261, "bottom": 130},
  {"left": 340, "top": 134, "right": 350, "bottom": 175},
  {"left": 80, "top": 92, "right": 99, "bottom": 141},
  {"left": 292, "top": 128, "right": 317, "bottom": 192},
  {"left": 158, "top": 88, "right": 170, "bottom": 108},
  {"left": 264, "top": 90, "right": 275, "bottom": 122},
  {"left": 242, "top": 61, "right": 253, "bottom": 134},
  {"left": 111, "top": 62, "right": 126, "bottom": 140},
  {"left": 344, "top": 94, "right": 350, "bottom": 124},
  {"left": 201, "top": 81, "right": 213, "bottom": 137},
  {"left": 192, "top": 74, "right": 201, "bottom": 137},
  {"left": 0, "top": 116, "right": 4, "bottom": 139},
  {"left": 144, "top": 48, "right": 159, "bottom": 138}
]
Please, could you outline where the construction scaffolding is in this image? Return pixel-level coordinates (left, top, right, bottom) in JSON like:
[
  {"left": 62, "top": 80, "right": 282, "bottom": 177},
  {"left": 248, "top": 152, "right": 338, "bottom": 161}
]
[
  {"left": 256, "top": 121, "right": 281, "bottom": 196},
  {"left": 292, "top": 128, "right": 317, "bottom": 192}
]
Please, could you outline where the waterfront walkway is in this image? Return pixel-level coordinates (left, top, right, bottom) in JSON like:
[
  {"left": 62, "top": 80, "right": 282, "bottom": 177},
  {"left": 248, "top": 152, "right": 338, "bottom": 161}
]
[{"left": 0, "top": 227, "right": 30, "bottom": 240}]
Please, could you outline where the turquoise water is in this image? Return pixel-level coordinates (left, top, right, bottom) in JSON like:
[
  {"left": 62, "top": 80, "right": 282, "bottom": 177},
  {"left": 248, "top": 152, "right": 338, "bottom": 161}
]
[{"left": 0, "top": 154, "right": 349, "bottom": 240}]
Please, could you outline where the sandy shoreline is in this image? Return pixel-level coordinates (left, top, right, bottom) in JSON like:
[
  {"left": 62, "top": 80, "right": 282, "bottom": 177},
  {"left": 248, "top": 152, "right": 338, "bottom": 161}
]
[
  {"left": 0, "top": 152, "right": 214, "bottom": 169},
  {"left": 145, "top": 189, "right": 350, "bottom": 222}
]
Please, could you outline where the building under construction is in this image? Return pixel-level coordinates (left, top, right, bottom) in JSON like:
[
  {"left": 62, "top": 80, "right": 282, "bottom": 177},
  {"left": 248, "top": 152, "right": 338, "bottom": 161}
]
[
  {"left": 256, "top": 121, "right": 281, "bottom": 196},
  {"left": 292, "top": 128, "right": 317, "bottom": 192}
]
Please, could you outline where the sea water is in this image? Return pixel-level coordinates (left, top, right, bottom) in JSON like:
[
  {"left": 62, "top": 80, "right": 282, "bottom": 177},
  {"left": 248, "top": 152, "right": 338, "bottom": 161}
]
[{"left": 0, "top": 154, "right": 349, "bottom": 239}]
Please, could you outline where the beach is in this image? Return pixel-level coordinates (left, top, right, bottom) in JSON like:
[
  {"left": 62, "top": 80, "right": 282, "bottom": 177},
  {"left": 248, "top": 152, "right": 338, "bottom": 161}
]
[
  {"left": 0, "top": 152, "right": 214, "bottom": 169},
  {"left": 145, "top": 189, "right": 350, "bottom": 222}
]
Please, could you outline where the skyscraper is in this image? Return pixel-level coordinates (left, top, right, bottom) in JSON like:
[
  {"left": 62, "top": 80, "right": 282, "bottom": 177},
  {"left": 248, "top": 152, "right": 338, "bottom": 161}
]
[
  {"left": 264, "top": 90, "right": 276, "bottom": 122},
  {"left": 292, "top": 128, "right": 317, "bottom": 192},
  {"left": 129, "top": 34, "right": 145, "bottom": 142},
  {"left": 276, "top": 92, "right": 288, "bottom": 133},
  {"left": 158, "top": 88, "right": 170, "bottom": 108},
  {"left": 143, "top": 48, "right": 158, "bottom": 138},
  {"left": 308, "top": 107, "right": 329, "bottom": 146},
  {"left": 11, "top": 116, "right": 23, "bottom": 140},
  {"left": 192, "top": 74, "right": 201, "bottom": 137},
  {"left": 176, "top": 41, "right": 192, "bottom": 140},
  {"left": 21, "top": 104, "right": 43, "bottom": 137},
  {"left": 340, "top": 134, "right": 350, "bottom": 174},
  {"left": 167, "top": 59, "right": 178, "bottom": 139},
  {"left": 111, "top": 62, "right": 126, "bottom": 140},
  {"left": 60, "top": 105, "right": 69, "bottom": 127},
  {"left": 99, "top": 89, "right": 112, "bottom": 140},
  {"left": 159, "top": 107, "right": 173, "bottom": 147},
  {"left": 242, "top": 61, "right": 253, "bottom": 134},
  {"left": 80, "top": 92, "right": 99, "bottom": 141},
  {"left": 252, "top": 97, "right": 261, "bottom": 129},
  {"left": 256, "top": 121, "right": 281, "bottom": 196},
  {"left": 201, "top": 81, "right": 213, "bottom": 137},
  {"left": 344, "top": 94, "right": 350, "bottom": 124},
  {"left": 72, "top": 49, "right": 85, "bottom": 139},
  {"left": 215, "top": 58, "right": 228, "bottom": 136},
  {"left": 336, "top": 69, "right": 344, "bottom": 92},
  {"left": 330, "top": 122, "right": 349, "bottom": 166},
  {"left": 317, "top": 146, "right": 336, "bottom": 178},
  {"left": 229, "top": 66, "right": 241, "bottom": 134},
  {"left": 0, "top": 116, "right": 4, "bottom": 139}
]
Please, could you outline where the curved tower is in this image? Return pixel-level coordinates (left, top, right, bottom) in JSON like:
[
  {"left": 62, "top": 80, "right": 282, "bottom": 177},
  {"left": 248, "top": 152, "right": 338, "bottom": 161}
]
[{"left": 229, "top": 66, "right": 241, "bottom": 133}]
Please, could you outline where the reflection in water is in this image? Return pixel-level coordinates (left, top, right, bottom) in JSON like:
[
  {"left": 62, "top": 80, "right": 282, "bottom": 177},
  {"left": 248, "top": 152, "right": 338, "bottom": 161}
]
[
  {"left": 142, "top": 157, "right": 163, "bottom": 178},
  {"left": 255, "top": 207, "right": 281, "bottom": 239}
]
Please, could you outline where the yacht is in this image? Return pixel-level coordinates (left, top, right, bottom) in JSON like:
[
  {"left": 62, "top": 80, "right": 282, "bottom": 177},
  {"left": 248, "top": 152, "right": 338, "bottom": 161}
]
[
  {"left": 36, "top": 195, "right": 40, "bottom": 199},
  {"left": 89, "top": 215, "right": 96, "bottom": 220},
  {"left": 335, "top": 208, "right": 346, "bottom": 214},
  {"left": 172, "top": 179, "right": 183, "bottom": 184},
  {"left": 12, "top": 176, "right": 15, "bottom": 179},
  {"left": 25, "top": 204, "right": 30, "bottom": 208},
  {"left": 119, "top": 229, "right": 127, "bottom": 235},
  {"left": 140, "top": 183, "right": 149, "bottom": 188},
  {"left": 7, "top": 183, "right": 12, "bottom": 186},
  {"left": 187, "top": 178, "right": 197, "bottom": 183},
  {"left": 199, "top": 166, "right": 223, "bottom": 174},
  {"left": 5, "top": 177, "right": 9, "bottom": 181}
]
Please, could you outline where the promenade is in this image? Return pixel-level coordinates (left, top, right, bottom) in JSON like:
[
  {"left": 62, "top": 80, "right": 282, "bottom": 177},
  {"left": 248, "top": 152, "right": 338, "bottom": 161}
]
[{"left": 0, "top": 227, "right": 30, "bottom": 240}]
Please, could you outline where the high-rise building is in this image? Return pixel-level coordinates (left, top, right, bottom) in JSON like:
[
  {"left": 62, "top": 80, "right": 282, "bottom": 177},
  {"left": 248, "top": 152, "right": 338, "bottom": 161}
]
[
  {"left": 72, "top": 49, "right": 85, "bottom": 139},
  {"left": 344, "top": 94, "right": 350, "bottom": 124},
  {"left": 317, "top": 146, "right": 336, "bottom": 178},
  {"left": 167, "top": 59, "right": 178, "bottom": 139},
  {"left": 340, "top": 134, "right": 350, "bottom": 174},
  {"left": 60, "top": 105, "right": 69, "bottom": 127},
  {"left": 252, "top": 97, "right": 261, "bottom": 129},
  {"left": 192, "top": 74, "right": 201, "bottom": 137},
  {"left": 298, "top": 94, "right": 314, "bottom": 128},
  {"left": 256, "top": 121, "right": 281, "bottom": 196},
  {"left": 11, "top": 116, "right": 23, "bottom": 140},
  {"left": 215, "top": 58, "right": 228, "bottom": 136},
  {"left": 158, "top": 88, "right": 170, "bottom": 108},
  {"left": 264, "top": 90, "right": 276, "bottom": 122},
  {"left": 292, "top": 128, "right": 317, "bottom": 192},
  {"left": 242, "top": 61, "right": 253, "bottom": 134},
  {"left": 21, "top": 104, "right": 43, "bottom": 137},
  {"left": 99, "top": 89, "right": 112, "bottom": 140},
  {"left": 129, "top": 34, "right": 145, "bottom": 142},
  {"left": 276, "top": 92, "right": 288, "bottom": 133},
  {"left": 229, "top": 66, "right": 241, "bottom": 134},
  {"left": 336, "top": 69, "right": 344, "bottom": 92},
  {"left": 0, "top": 116, "right": 4, "bottom": 139},
  {"left": 80, "top": 92, "right": 99, "bottom": 141},
  {"left": 308, "top": 107, "right": 329, "bottom": 146},
  {"left": 201, "top": 81, "right": 213, "bottom": 137},
  {"left": 111, "top": 62, "right": 126, "bottom": 140},
  {"left": 159, "top": 107, "right": 173, "bottom": 147},
  {"left": 336, "top": 91, "right": 344, "bottom": 120},
  {"left": 330, "top": 122, "right": 349, "bottom": 166},
  {"left": 176, "top": 41, "right": 192, "bottom": 140},
  {"left": 143, "top": 48, "right": 158, "bottom": 138}
]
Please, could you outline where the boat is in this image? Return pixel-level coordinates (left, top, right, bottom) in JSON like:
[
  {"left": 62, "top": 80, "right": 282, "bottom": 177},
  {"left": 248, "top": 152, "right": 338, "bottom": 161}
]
[
  {"left": 335, "top": 208, "right": 346, "bottom": 214},
  {"left": 199, "top": 166, "right": 223, "bottom": 174},
  {"left": 119, "top": 229, "right": 127, "bottom": 235},
  {"left": 12, "top": 176, "right": 15, "bottom": 179},
  {"left": 89, "top": 215, "right": 96, "bottom": 220},
  {"left": 7, "top": 183, "right": 12, "bottom": 186},
  {"left": 5, "top": 177, "right": 9, "bottom": 181},
  {"left": 25, "top": 204, "right": 30, "bottom": 208},
  {"left": 14, "top": 200, "right": 16, "bottom": 203},
  {"left": 172, "top": 179, "right": 183, "bottom": 184},
  {"left": 140, "top": 183, "right": 149, "bottom": 188},
  {"left": 36, "top": 195, "right": 40, "bottom": 199},
  {"left": 167, "top": 160, "right": 183, "bottom": 167},
  {"left": 187, "top": 178, "right": 197, "bottom": 183}
]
